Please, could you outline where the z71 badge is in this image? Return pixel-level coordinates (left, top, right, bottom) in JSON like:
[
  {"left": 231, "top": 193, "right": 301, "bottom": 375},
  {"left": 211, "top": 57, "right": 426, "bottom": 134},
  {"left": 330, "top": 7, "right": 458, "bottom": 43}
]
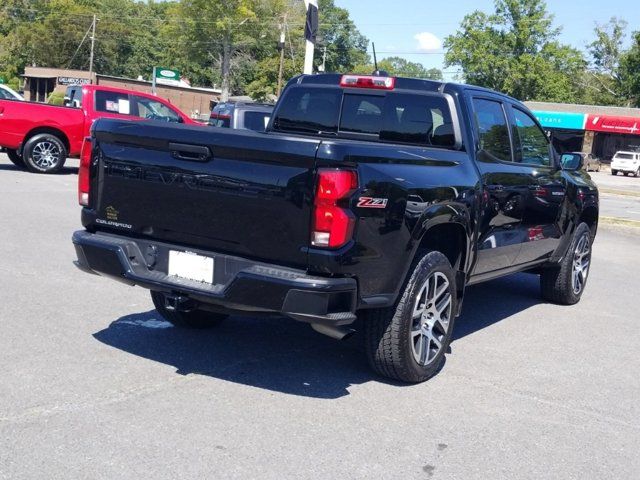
[{"left": 357, "top": 197, "right": 388, "bottom": 209}]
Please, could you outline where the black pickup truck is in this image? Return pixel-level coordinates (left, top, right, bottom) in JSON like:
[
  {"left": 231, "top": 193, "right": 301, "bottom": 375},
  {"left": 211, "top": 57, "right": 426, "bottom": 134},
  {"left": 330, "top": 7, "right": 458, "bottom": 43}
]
[{"left": 73, "top": 73, "right": 598, "bottom": 383}]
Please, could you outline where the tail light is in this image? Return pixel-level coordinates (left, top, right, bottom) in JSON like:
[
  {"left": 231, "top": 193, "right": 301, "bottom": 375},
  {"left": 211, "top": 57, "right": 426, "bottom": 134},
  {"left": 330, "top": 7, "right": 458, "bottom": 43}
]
[
  {"left": 311, "top": 169, "right": 358, "bottom": 248},
  {"left": 340, "top": 75, "right": 395, "bottom": 90},
  {"left": 78, "top": 136, "right": 92, "bottom": 206}
]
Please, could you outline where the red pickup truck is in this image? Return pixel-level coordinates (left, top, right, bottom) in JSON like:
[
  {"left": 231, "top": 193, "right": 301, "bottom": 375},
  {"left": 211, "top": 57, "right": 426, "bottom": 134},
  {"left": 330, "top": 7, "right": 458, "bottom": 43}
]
[{"left": 0, "top": 84, "right": 198, "bottom": 173}]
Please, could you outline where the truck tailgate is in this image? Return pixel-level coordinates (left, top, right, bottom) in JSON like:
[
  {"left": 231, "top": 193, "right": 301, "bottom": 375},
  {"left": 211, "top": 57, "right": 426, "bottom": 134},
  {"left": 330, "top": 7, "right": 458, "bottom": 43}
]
[{"left": 90, "top": 119, "right": 320, "bottom": 268}]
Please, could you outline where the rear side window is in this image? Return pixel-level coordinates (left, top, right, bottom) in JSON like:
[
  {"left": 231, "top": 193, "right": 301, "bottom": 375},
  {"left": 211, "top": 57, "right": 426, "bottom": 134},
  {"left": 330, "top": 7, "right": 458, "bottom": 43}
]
[
  {"left": 95, "top": 91, "right": 130, "bottom": 114},
  {"left": 380, "top": 93, "right": 455, "bottom": 147},
  {"left": 273, "top": 88, "right": 342, "bottom": 134},
  {"left": 243, "top": 111, "right": 271, "bottom": 131},
  {"left": 273, "top": 86, "right": 457, "bottom": 148},
  {"left": 472, "top": 98, "right": 512, "bottom": 162}
]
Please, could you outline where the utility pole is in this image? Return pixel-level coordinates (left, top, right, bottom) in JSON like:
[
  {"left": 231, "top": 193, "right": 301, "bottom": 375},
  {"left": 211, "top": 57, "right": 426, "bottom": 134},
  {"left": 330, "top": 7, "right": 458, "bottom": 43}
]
[
  {"left": 276, "top": 13, "right": 287, "bottom": 97},
  {"left": 88, "top": 14, "right": 97, "bottom": 82}
]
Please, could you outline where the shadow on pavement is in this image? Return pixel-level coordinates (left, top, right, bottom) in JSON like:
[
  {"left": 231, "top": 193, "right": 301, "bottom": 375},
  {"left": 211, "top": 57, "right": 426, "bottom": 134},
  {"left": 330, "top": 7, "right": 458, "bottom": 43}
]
[
  {"left": 94, "top": 273, "right": 542, "bottom": 399},
  {"left": 0, "top": 164, "right": 78, "bottom": 175}
]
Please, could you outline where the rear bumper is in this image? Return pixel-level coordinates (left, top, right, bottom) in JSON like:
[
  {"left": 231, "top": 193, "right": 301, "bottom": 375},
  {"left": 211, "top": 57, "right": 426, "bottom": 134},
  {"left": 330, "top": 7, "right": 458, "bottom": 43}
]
[{"left": 72, "top": 230, "right": 357, "bottom": 327}]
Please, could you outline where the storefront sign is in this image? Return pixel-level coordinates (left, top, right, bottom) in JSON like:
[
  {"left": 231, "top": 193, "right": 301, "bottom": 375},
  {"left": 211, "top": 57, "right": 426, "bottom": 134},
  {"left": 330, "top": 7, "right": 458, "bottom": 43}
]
[
  {"left": 58, "top": 76, "right": 90, "bottom": 86},
  {"left": 533, "top": 111, "right": 586, "bottom": 131},
  {"left": 586, "top": 114, "right": 640, "bottom": 135}
]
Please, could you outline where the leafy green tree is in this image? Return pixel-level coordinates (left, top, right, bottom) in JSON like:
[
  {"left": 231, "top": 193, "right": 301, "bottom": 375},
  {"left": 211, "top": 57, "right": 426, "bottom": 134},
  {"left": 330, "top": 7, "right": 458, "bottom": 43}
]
[
  {"left": 620, "top": 32, "right": 640, "bottom": 107},
  {"left": 315, "top": 0, "right": 369, "bottom": 72},
  {"left": 444, "top": 0, "right": 585, "bottom": 102},
  {"left": 582, "top": 17, "right": 631, "bottom": 106},
  {"left": 352, "top": 56, "right": 442, "bottom": 80}
]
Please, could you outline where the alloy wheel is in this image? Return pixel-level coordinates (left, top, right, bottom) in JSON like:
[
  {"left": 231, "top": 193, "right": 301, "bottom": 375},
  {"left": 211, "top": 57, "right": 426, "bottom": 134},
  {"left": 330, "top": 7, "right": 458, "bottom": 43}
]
[
  {"left": 31, "top": 141, "right": 61, "bottom": 169},
  {"left": 572, "top": 233, "right": 591, "bottom": 295},
  {"left": 410, "top": 272, "right": 452, "bottom": 366}
]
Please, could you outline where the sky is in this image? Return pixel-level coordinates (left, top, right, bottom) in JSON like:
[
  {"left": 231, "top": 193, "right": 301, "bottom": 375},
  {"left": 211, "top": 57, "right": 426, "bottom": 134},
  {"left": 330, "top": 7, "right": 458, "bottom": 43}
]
[{"left": 333, "top": 0, "right": 639, "bottom": 79}]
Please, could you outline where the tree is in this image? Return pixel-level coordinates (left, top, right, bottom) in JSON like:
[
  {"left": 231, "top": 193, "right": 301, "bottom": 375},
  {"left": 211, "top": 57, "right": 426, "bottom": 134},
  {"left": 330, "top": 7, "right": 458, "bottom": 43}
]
[
  {"left": 444, "top": 0, "right": 585, "bottom": 102},
  {"left": 315, "top": 0, "right": 369, "bottom": 72},
  {"left": 352, "top": 56, "right": 443, "bottom": 80},
  {"left": 620, "top": 32, "right": 640, "bottom": 107},
  {"left": 582, "top": 17, "right": 631, "bottom": 106}
]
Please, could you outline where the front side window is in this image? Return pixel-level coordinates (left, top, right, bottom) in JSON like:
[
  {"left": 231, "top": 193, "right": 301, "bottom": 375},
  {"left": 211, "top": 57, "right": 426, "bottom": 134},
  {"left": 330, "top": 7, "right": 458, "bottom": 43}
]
[
  {"left": 132, "top": 96, "right": 181, "bottom": 123},
  {"left": 472, "top": 98, "right": 512, "bottom": 162},
  {"left": 512, "top": 108, "right": 551, "bottom": 166}
]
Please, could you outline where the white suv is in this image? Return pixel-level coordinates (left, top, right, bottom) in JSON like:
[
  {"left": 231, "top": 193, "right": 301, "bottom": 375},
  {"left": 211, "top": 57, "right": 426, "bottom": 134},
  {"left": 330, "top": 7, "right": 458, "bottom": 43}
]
[{"left": 611, "top": 151, "right": 640, "bottom": 177}]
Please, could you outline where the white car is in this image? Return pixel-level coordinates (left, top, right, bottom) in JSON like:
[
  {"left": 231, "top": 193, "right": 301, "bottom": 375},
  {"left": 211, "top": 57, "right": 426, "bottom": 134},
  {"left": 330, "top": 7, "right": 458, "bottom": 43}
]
[
  {"left": 0, "top": 84, "right": 24, "bottom": 101},
  {"left": 611, "top": 151, "right": 640, "bottom": 177}
]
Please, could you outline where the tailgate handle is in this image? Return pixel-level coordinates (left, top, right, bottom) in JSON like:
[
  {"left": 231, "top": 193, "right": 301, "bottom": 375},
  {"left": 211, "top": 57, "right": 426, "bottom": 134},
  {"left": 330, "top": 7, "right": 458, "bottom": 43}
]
[{"left": 169, "top": 142, "right": 211, "bottom": 162}]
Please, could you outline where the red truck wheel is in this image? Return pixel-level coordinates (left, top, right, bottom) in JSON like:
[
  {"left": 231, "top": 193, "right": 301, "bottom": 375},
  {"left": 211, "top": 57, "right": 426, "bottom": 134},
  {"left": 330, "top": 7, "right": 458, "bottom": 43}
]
[
  {"left": 22, "top": 134, "right": 67, "bottom": 174},
  {"left": 6, "top": 149, "right": 26, "bottom": 169}
]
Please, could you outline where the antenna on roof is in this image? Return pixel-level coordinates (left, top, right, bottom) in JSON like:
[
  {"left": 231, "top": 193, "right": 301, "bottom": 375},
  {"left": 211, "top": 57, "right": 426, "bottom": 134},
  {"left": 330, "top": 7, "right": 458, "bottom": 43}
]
[
  {"left": 372, "top": 42, "right": 378, "bottom": 72},
  {"left": 371, "top": 42, "right": 389, "bottom": 76}
]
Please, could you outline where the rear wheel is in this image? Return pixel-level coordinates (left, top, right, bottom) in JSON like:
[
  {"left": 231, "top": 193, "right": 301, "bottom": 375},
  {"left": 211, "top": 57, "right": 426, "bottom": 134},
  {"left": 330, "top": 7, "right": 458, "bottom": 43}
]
[
  {"left": 22, "top": 133, "right": 67, "bottom": 174},
  {"left": 5, "top": 149, "right": 25, "bottom": 168},
  {"left": 611, "top": 170, "right": 618, "bottom": 176},
  {"left": 541, "top": 223, "right": 592, "bottom": 305},
  {"left": 150, "top": 291, "right": 227, "bottom": 329},
  {"left": 363, "top": 251, "right": 456, "bottom": 383},
  {"left": 635, "top": 168, "right": 640, "bottom": 177}
]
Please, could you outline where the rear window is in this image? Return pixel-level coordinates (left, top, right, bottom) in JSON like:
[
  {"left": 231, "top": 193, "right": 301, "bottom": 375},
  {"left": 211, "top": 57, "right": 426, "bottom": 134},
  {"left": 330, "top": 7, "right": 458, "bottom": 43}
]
[
  {"left": 615, "top": 153, "right": 634, "bottom": 159},
  {"left": 273, "top": 86, "right": 456, "bottom": 148}
]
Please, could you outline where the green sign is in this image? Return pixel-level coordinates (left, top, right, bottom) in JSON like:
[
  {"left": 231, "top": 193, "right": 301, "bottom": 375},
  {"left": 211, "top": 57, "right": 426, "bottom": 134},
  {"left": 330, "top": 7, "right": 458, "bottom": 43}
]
[{"left": 153, "top": 67, "right": 180, "bottom": 81}]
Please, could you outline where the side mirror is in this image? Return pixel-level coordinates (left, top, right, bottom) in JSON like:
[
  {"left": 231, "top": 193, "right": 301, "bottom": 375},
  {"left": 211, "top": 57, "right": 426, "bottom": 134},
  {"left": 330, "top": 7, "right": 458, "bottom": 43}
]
[{"left": 560, "top": 153, "right": 583, "bottom": 171}]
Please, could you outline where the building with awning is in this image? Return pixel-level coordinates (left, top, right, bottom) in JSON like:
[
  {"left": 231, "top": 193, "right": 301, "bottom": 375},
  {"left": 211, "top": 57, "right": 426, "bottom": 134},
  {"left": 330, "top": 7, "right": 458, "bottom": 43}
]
[{"left": 526, "top": 101, "right": 640, "bottom": 161}]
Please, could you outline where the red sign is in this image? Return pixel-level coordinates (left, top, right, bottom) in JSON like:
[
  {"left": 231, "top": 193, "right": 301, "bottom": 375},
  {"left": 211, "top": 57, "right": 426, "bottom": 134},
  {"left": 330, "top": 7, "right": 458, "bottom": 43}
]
[{"left": 586, "top": 114, "right": 640, "bottom": 135}]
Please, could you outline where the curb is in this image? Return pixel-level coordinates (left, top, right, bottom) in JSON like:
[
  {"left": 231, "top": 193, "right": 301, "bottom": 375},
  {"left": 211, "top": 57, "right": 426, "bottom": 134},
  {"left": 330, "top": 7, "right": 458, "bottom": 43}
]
[
  {"left": 599, "top": 188, "right": 640, "bottom": 198},
  {"left": 599, "top": 216, "right": 640, "bottom": 230}
]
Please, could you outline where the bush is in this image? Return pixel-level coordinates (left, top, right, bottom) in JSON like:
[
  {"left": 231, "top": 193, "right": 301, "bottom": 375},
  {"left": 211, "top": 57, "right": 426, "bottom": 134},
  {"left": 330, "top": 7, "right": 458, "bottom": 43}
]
[{"left": 47, "top": 91, "right": 65, "bottom": 106}]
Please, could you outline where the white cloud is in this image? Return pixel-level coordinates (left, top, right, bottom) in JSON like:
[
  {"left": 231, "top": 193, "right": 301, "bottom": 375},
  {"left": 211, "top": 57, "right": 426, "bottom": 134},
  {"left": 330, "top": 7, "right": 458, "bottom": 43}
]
[{"left": 414, "top": 32, "right": 442, "bottom": 52}]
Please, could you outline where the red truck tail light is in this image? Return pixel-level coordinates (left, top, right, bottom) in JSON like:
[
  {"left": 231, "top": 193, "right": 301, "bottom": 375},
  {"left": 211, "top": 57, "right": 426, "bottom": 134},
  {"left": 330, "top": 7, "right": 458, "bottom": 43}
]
[
  {"left": 311, "top": 169, "right": 358, "bottom": 248},
  {"left": 340, "top": 75, "right": 395, "bottom": 90},
  {"left": 78, "top": 136, "right": 92, "bottom": 206}
]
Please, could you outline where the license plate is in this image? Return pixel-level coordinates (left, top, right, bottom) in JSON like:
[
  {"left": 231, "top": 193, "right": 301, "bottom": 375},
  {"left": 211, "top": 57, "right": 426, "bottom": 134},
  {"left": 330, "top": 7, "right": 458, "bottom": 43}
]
[{"left": 168, "top": 250, "right": 214, "bottom": 284}]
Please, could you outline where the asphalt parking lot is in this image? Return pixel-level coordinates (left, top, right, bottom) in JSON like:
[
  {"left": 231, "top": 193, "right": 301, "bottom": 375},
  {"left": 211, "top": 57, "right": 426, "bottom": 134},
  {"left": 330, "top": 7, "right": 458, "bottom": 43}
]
[{"left": 1, "top": 154, "right": 639, "bottom": 479}]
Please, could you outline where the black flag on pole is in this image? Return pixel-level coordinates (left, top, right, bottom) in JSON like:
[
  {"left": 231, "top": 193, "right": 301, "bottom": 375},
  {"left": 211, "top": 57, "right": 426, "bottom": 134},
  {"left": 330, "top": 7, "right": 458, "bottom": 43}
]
[{"left": 304, "top": 0, "right": 318, "bottom": 43}]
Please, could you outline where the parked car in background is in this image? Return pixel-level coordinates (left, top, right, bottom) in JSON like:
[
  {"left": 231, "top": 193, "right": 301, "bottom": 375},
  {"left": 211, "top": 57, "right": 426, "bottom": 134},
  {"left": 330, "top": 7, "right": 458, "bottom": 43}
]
[
  {"left": 0, "top": 84, "right": 24, "bottom": 101},
  {"left": 209, "top": 101, "right": 273, "bottom": 132},
  {"left": 0, "top": 84, "right": 197, "bottom": 173},
  {"left": 565, "top": 152, "right": 601, "bottom": 172},
  {"left": 583, "top": 153, "right": 602, "bottom": 172},
  {"left": 611, "top": 151, "right": 640, "bottom": 177}
]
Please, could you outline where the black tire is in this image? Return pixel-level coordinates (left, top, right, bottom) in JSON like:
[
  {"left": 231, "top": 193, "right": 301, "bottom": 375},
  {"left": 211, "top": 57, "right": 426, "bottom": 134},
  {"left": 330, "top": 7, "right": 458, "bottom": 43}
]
[
  {"left": 623, "top": 172, "right": 629, "bottom": 176},
  {"left": 22, "top": 133, "right": 67, "bottom": 174},
  {"left": 6, "top": 149, "right": 25, "bottom": 169},
  {"left": 635, "top": 168, "right": 640, "bottom": 178},
  {"left": 150, "top": 291, "right": 227, "bottom": 329},
  {"left": 611, "top": 170, "right": 617, "bottom": 176},
  {"left": 540, "top": 223, "right": 592, "bottom": 305},
  {"left": 363, "top": 251, "right": 457, "bottom": 383}
]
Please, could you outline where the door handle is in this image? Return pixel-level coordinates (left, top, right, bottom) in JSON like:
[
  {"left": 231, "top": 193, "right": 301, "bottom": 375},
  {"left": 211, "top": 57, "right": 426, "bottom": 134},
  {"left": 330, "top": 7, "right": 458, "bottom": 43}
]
[{"left": 168, "top": 142, "right": 211, "bottom": 162}]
